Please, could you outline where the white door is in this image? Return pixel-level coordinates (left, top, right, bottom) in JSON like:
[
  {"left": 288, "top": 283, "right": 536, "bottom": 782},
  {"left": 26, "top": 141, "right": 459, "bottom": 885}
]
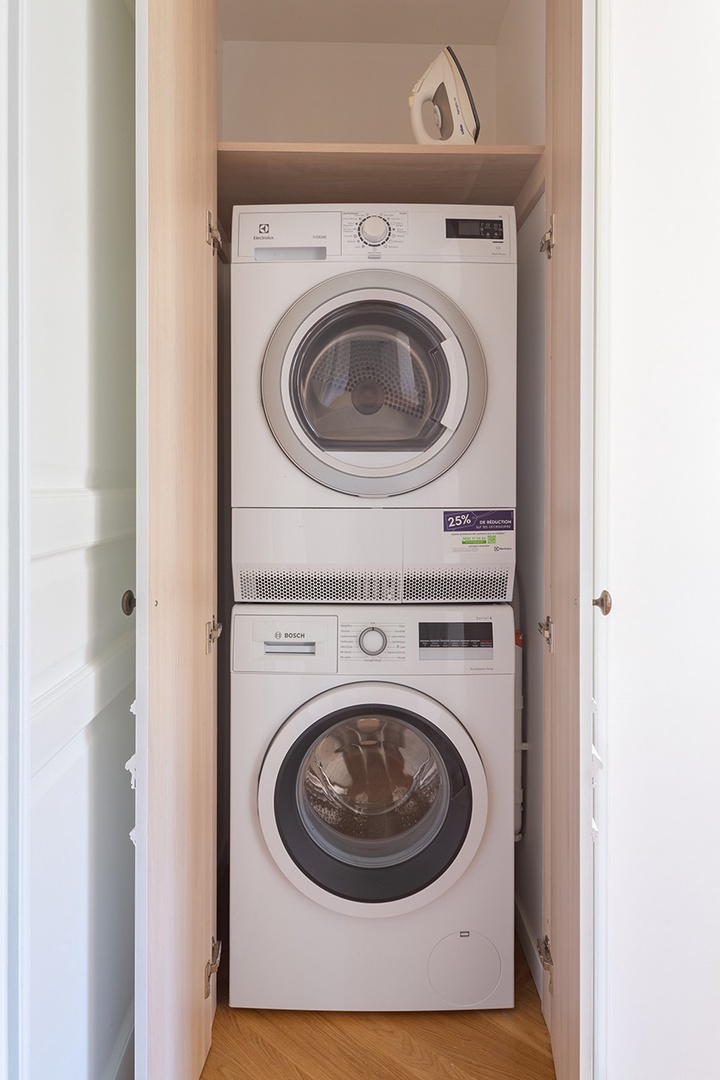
[
  {"left": 134, "top": 0, "right": 219, "bottom": 1076},
  {"left": 592, "top": 4, "right": 720, "bottom": 1079},
  {"left": 6, "top": 1, "right": 138, "bottom": 1077}
]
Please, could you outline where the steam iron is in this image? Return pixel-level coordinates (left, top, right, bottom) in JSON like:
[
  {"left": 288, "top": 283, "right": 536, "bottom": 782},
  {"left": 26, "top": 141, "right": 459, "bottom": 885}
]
[{"left": 409, "top": 46, "right": 480, "bottom": 145}]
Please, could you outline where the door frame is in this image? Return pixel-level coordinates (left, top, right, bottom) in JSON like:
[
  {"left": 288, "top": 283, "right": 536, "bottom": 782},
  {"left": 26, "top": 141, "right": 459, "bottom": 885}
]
[
  {"left": 2, "top": 1, "right": 31, "bottom": 1076},
  {"left": 579, "top": 0, "right": 598, "bottom": 1070},
  {"left": 133, "top": 0, "right": 150, "bottom": 1069},
  {"left": 0, "top": 1, "right": 600, "bottom": 1076}
]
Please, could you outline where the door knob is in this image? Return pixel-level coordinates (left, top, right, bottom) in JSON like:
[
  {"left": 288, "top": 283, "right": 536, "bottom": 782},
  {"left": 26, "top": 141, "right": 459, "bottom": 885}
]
[
  {"left": 592, "top": 590, "right": 612, "bottom": 616},
  {"left": 121, "top": 589, "right": 136, "bottom": 616}
]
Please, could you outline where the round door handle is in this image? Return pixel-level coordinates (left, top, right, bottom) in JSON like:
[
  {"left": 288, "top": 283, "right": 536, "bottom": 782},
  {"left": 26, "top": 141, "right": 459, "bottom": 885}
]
[
  {"left": 121, "top": 589, "right": 136, "bottom": 616},
  {"left": 592, "top": 590, "right": 612, "bottom": 616}
]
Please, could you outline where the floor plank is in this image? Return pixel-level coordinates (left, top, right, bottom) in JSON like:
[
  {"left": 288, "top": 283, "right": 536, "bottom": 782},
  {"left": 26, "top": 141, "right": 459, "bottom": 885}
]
[{"left": 201, "top": 941, "right": 556, "bottom": 1080}]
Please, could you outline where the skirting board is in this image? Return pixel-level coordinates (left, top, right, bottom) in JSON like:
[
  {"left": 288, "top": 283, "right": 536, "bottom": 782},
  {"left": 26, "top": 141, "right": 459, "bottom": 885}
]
[{"left": 515, "top": 898, "right": 543, "bottom": 996}]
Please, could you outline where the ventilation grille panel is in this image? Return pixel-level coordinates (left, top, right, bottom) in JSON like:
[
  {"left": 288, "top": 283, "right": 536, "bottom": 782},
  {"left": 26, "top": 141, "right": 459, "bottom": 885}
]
[
  {"left": 402, "top": 566, "right": 511, "bottom": 603},
  {"left": 236, "top": 565, "right": 512, "bottom": 604},
  {"left": 236, "top": 567, "right": 402, "bottom": 604}
]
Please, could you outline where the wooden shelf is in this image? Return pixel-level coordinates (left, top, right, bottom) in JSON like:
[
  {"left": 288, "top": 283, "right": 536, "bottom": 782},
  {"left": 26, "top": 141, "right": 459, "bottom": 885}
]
[{"left": 217, "top": 142, "right": 545, "bottom": 235}]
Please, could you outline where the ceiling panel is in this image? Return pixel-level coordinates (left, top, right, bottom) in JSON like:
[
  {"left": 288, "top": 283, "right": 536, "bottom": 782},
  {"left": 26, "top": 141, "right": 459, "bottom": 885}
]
[{"left": 217, "top": 0, "right": 511, "bottom": 45}]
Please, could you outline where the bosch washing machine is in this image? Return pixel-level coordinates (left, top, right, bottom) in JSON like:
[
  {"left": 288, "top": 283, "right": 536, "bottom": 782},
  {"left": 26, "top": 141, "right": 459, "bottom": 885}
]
[
  {"left": 231, "top": 204, "right": 517, "bottom": 605},
  {"left": 229, "top": 603, "right": 515, "bottom": 1011}
]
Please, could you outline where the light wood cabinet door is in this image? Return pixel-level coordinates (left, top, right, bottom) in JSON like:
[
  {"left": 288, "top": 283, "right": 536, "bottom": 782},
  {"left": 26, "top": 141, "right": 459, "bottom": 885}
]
[
  {"left": 135, "top": 0, "right": 218, "bottom": 1076},
  {"left": 542, "top": 1, "right": 593, "bottom": 1078}
]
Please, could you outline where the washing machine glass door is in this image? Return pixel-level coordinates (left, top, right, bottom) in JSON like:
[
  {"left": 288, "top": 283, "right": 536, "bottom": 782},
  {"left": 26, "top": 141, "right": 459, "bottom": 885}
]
[
  {"left": 258, "top": 683, "right": 489, "bottom": 915},
  {"left": 261, "top": 271, "right": 487, "bottom": 497}
]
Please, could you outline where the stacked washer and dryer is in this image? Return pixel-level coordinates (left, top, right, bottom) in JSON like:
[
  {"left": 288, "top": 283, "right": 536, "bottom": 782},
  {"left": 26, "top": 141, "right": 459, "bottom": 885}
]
[{"left": 228, "top": 205, "right": 518, "bottom": 1011}]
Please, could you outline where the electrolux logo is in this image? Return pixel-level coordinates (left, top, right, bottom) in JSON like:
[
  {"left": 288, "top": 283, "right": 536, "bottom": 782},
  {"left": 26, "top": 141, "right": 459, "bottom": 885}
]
[
  {"left": 253, "top": 223, "right": 272, "bottom": 240},
  {"left": 259, "top": 223, "right": 270, "bottom": 233}
]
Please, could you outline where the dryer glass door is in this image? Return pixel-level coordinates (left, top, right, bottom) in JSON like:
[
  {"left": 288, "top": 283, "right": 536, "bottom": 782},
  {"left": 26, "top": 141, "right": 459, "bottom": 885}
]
[
  {"left": 290, "top": 301, "right": 451, "bottom": 454},
  {"left": 261, "top": 272, "right": 488, "bottom": 498}
]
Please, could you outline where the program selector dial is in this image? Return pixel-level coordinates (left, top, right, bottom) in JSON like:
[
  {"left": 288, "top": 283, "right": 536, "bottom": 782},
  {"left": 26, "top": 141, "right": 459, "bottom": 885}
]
[
  {"left": 358, "top": 626, "right": 388, "bottom": 656},
  {"left": 358, "top": 215, "right": 391, "bottom": 246}
]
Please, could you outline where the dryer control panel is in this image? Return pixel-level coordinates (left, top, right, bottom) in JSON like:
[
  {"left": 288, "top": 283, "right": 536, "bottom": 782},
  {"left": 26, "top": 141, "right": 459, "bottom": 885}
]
[
  {"left": 232, "top": 604, "right": 515, "bottom": 675},
  {"left": 232, "top": 205, "right": 515, "bottom": 263}
]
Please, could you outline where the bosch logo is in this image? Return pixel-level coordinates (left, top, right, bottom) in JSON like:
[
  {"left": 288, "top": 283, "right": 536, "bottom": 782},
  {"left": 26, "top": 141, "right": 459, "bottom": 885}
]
[
  {"left": 284, "top": 632, "right": 305, "bottom": 639},
  {"left": 274, "top": 631, "right": 282, "bottom": 639}
]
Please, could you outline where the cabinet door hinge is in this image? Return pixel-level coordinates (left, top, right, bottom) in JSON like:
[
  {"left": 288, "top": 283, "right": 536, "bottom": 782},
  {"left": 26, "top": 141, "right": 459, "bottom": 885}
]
[
  {"left": 537, "top": 615, "right": 554, "bottom": 653},
  {"left": 205, "top": 938, "right": 222, "bottom": 998},
  {"left": 206, "top": 616, "right": 223, "bottom": 654},
  {"left": 206, "top": 210, "right": 222, "bottom": 255},
  {"left": 537, "top": 935, "right": 554, "bottom": 993},
  {"left": 540, "top": 213, "right": 556, "bottom": 258}
]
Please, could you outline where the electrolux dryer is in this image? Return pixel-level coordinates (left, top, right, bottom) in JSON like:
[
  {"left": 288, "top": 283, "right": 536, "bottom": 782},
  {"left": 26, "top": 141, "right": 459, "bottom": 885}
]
[
  {"left": 231, "top": 204, "right": 517, "bottom": 604},
  {"left": 229, "top": 603, "right": 515, "bottom": 1011}
]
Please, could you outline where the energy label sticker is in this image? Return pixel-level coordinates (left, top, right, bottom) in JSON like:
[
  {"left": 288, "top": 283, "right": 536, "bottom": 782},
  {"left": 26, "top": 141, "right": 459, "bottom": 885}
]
[{"left": 443, "top": 509, "right": 515, "bottom": 555}]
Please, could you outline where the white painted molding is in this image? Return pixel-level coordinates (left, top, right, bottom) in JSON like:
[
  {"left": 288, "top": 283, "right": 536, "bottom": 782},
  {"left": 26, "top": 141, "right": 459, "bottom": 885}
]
[
  {"left": 3, "top": 0, "right": 31, "bottom": 1076},
  {"left": 0, "top": 0, "right": 11, "bottom": 1069},
  {"left": 31, "top": 632, "right": 135, "bottom": 776},
  {"left": 31, "top": 489, "right": 136, "bottom": 559}
]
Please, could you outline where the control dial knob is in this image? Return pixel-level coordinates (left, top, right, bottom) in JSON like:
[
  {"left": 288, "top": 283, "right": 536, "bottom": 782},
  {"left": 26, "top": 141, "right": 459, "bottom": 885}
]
[
  {"left": 359, "top": 215, "right": 390, "bottom": 246},
  {"left": 359, "top": 626, "right": 388, "bottom": 656}
]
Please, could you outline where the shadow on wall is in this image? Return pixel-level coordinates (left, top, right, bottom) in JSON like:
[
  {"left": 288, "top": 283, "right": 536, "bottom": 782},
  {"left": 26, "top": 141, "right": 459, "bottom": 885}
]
[{"left": 87, "top": 0, "right": 136, "bottom": 1076}]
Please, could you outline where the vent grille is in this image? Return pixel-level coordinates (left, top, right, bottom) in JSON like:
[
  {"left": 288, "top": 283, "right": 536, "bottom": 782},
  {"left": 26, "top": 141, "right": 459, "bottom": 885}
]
[
  {"left": 402, "top": 566, "right": 511, "bottom": 602},
  {"left": 236, "top": 567, "right": 402, "bottom": 604},
  {"left": 236, "top": 565, "right": 512, "bottom": 604}
]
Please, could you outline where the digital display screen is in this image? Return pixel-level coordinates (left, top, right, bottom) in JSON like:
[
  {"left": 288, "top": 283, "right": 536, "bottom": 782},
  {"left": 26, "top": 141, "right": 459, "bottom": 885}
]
[
  {"left": 419, "top": 622, "right": 494, "bottom": 649},
  {"left": 446, "top": 218, "right": 504, "bottom": 241}
]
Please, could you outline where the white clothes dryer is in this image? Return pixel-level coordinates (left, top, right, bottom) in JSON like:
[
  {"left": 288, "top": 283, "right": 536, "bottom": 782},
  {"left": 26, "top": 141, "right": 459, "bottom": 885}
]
[
  {"left": 231, "top": 205, "right": 517, "bottom": 604},
  {"left": 229, "top": 603, "right": 515, "bottom": 1011}
]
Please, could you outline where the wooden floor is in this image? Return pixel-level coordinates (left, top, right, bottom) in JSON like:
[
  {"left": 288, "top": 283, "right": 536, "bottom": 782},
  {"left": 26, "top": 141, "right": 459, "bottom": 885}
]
[{"left": 201, "top": 942, "right": 556, "bottom": 1080}]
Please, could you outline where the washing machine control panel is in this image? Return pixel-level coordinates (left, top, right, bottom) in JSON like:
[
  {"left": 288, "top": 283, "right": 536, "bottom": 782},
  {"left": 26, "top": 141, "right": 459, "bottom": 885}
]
[
  {"left": 231, "top": 606, "right": 515, "bottom": 675},
  {"left": 340, "top": 621, "right": 407, "bottom": 662}
]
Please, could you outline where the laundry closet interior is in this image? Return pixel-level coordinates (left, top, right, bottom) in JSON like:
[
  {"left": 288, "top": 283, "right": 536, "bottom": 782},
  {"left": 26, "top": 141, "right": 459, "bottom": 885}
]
[{"left": 142, "top": 0, "right": 583, "bottom": 1075}]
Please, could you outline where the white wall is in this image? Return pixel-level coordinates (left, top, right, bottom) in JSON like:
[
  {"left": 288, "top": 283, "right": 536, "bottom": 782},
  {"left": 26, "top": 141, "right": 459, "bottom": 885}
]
[
  {"left": 24, "top": 0, "right": 136, "bottom": 1076},
  {"left": 596, "top": 3, "right": 720, "bottom": 1078},
  {"left": 496, "top": 0, "right": 545, "bottom": 144},
  {"left": 220, "top": 42, "right": 496, "bottom": 143},
  {"left": 514, "top": 195, "right": 546, "bottom": 991}
]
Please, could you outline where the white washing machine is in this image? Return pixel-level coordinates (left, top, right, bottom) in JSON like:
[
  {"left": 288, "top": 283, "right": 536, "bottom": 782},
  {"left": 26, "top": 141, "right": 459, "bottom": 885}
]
[
  {"left": 229, "top": 603, "right": 515, "bottom": 1011},
  {"left": 231, "top": 204, "right": 517, "bottom": 604}
]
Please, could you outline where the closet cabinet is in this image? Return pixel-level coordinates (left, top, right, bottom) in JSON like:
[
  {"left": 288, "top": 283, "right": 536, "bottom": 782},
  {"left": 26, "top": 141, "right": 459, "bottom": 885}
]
[{"left": 136, "top": 3, "right": 588, "bottom": 1079}]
